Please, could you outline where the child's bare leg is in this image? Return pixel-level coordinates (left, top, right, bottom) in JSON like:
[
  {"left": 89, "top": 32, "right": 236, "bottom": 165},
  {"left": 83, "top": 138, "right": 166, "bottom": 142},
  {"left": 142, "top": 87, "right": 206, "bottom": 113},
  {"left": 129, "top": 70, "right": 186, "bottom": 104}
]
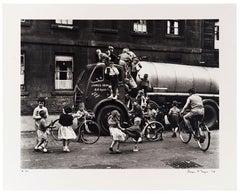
[
  {"left": 65, "top": 140, "right": 71, "bottom": 152},
  {"left": 66, "top": 139, "right": 70, "bottom": 146},
  {"left": 62, "top": 139, "right": 67, "bottom": 151},
  {"left": 109, "top": 140, "right": 115, "bottom": 152},
  {"left": 116, "top": 141, "right": 120, "bottom": 151},
  {"left": 34, "top": 138, "right": 44, "bottom": 149},
  {"left": 174, "top": 127, "right": 178, "bottom": 133},
  {"left": 110, "top": 140, "right": 115, "bottom": 148}
]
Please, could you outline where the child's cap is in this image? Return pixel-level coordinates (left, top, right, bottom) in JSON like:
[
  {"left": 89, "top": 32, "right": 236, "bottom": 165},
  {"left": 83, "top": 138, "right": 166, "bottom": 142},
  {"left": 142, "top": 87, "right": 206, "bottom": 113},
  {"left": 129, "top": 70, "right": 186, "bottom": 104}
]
[
  {"left": 39, "top": 110, "right": 46, "bottom": 117},
  {"left": 64, "top": 106, "right": 72, "bottom": 114}
]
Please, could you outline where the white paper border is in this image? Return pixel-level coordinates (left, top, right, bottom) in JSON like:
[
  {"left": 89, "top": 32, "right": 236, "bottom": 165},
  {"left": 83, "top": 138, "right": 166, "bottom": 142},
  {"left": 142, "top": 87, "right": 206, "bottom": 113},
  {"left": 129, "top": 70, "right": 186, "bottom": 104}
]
[{"left": 2, "top": 3, "right": 237, "bottom": 191}]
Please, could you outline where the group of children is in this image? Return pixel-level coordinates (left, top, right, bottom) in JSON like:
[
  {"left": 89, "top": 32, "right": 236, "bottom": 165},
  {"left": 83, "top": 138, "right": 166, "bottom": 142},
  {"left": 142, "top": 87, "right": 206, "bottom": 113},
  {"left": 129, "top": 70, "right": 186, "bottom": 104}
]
[
  {"left": 107, "top": 99, "right": 181, "bottom": 153},
  {"left": 96, "top": 46, "right": 143, "bottom": 99},
  {"left": 33, "top": 98, "right": 90, "bottom": 153},
  {"left": 32, "top": 96, "right": 180, "bottom": 154}
]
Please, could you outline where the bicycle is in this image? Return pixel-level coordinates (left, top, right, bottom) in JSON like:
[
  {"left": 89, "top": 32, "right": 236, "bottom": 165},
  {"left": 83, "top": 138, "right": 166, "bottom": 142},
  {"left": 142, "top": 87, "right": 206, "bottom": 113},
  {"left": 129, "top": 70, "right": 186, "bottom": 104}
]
[
  {"left": 122, "top": 114, "right": 164, "bottom": 142},
  {"left": 178, "top": 113, "right": 211, "bottom": 151},
  {"left": 50, "top": 112, "right": 101, "bottom": 144},
  {"left": 142, "top": 117, "right": 164, "bottom": 142}
]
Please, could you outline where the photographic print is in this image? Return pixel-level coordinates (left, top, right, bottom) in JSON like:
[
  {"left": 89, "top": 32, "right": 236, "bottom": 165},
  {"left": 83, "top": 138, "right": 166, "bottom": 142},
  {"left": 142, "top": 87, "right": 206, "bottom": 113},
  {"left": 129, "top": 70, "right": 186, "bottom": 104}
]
[
  {"left": 20, "top": 19, "right": 219, "bottom": 169},
  {"left": 2, "top": 4, "right": 237, "bottom": 190}
]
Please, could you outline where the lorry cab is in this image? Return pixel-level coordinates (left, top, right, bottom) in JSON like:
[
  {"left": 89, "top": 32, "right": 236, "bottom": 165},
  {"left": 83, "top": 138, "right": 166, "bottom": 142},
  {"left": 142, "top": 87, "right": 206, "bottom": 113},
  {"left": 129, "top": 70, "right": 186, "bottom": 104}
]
[
  {"left": 75, "top": 63, "right": 125, "bottom": 109},
  {"left": 74, "top": 63, "right": 129, "bottom": 134}
]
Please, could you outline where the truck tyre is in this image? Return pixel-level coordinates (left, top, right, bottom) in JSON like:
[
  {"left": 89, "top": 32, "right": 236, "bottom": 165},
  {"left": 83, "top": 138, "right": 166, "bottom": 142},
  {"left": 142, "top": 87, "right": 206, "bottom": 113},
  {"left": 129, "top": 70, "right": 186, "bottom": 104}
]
[
  {"left": 96, "top": 105, "right": 127, "bottom": 135},
  {"left": 203, "top": 103, "right": 218, "bottom": 130}
]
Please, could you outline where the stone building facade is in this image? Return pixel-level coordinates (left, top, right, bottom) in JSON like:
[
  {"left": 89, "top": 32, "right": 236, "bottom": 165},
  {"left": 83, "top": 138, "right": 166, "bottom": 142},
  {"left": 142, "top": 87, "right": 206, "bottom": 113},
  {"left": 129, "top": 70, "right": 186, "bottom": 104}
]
[{"left": 21, "top": 19, "right": 219, "bottom": 114}]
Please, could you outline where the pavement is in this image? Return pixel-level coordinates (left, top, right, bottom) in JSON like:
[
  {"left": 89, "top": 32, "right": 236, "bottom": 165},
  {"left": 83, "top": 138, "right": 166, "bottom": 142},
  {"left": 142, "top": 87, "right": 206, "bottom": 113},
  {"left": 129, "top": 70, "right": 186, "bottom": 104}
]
[{"left": 21, "top": 124, "right": 219, "bottom": 169}]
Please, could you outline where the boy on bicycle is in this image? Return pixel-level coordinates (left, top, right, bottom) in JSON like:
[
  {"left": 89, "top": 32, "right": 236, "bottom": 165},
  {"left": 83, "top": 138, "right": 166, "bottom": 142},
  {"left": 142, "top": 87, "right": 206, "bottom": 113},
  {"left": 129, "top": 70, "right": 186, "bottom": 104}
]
[{"left": 180, "top": 88, "right": 205, "bottom": 138}]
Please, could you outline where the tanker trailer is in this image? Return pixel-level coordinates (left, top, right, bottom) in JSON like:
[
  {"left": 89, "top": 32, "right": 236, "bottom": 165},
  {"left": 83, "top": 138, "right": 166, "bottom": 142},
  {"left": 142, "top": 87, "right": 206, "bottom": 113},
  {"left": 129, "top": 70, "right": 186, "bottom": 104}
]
[{"left": 137, "top": 61, "right": 219, "bottom": 130}]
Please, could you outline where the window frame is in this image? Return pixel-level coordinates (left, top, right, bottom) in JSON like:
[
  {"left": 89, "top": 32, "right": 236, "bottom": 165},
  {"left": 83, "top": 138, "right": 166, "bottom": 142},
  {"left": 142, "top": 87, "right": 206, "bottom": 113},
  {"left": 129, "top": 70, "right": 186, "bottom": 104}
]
[
  {"left": 20, "top": 52, "right": 25, "bottom": 90},
  {"left": 165, "top": 20, "right": 185, "bottom": 39},
  {"left": 52, "top": 20, "right": 78, "bottom": 30},
  {"left": 54, "top": 55, "right": 74, "bottom": 90},
  {"left": 133, "top": 20, "right": 148, "bottom": 34},
  {"left": 214, "top": 21, "right": 219, "bottom": 49}
]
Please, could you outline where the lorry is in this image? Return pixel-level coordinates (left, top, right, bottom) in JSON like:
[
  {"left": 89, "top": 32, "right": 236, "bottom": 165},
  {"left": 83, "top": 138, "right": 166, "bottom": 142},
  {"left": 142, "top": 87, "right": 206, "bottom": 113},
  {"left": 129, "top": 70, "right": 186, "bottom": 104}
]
[{"left": 74, "top": 61, "right": 219, "bottom": 135}]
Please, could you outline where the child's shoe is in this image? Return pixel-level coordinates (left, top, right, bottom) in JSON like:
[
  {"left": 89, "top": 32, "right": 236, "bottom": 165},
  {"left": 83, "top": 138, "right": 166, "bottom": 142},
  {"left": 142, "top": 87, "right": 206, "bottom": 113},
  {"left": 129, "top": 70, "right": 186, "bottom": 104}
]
[
  {"left": 65, "top": 147, "right": 70, "bottom": 152},
  {"left": 137, "top": 137, "right": 142, "bottom": 143},
  {"left": 63, "top": 146, "right": 67, "bottom": 152},
  {"left": 109, "top": 147, "right": 113, "bottom": 152},
  {"left": 116, "top": 149, "right": 122, "bottom": 154},
  {"left": 133, "top": 146, "right": 139, "bottom": 152},
  {"left": 43, "top": 148, "right": 48, "bottom": 153},
  {"left": 172, "top": 133, "right": 177, "bottom": 138}
]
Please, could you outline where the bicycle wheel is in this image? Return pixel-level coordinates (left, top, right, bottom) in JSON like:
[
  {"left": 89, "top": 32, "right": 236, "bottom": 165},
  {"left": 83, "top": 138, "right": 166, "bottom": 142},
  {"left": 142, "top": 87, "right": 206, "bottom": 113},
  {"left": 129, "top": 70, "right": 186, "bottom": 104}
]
[
  {"left": 79, "top": 120, "right": 100, "bottom": 144},
  {"left": 197, "top": 123, "right": 211, "bottom": 151},
  {"left": 50, "top": 119, "right": 61, "bottom": 141},
  {"left": 144, "top": 121, "right": 164, "bottom": 142},
  {"left": 179, "top": 120, "right": 192, "bottom": 144}
]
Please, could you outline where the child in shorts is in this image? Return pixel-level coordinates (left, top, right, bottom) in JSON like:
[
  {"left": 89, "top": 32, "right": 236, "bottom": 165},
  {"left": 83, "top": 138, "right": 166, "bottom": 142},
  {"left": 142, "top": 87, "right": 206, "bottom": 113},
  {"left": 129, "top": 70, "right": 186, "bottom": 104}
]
[
  {"left": 33, "top": 97, "right": 49, "bottom": 149},
  {"left": 34, "top": 110, "right": 52, "bottom": 153},
  {"left": 168, "top": 100, "right": 180, "bottom": 137}
]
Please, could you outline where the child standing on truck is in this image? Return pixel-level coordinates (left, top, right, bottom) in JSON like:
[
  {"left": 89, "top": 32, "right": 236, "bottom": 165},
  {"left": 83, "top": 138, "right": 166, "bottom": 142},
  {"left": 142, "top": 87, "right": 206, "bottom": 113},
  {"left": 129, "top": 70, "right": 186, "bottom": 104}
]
[
  {"left": 168, "top": 100, "right": 180, "bottom": 138},
  {"left": 108, "top": 110, "right": 126, "bottom": 153},
  {"left": 34, "top": 110, "right": 52, "bottom": 152},
  {"left": 33, "top": 97, "right": 49, "bottom": 150},
  {"left": 58, "top": 106, "right": 77, "bottom": 152},
  {"left": 105, "top": 63, "right": 120, "bottom": 99}
]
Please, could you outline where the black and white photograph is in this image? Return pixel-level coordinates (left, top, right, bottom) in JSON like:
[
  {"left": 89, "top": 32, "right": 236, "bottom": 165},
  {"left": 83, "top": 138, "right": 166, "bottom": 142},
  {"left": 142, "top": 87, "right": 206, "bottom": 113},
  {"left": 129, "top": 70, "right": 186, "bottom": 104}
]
[
  {"left": 20, "top": 19, "right": 220, "bottom": 169},
  {"left": 2, "top": 3, "right": 238, "bottom": 191}
]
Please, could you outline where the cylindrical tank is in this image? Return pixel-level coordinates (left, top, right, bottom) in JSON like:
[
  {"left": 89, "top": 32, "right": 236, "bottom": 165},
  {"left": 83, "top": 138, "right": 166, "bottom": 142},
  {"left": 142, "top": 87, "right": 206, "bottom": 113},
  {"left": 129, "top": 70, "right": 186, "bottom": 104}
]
[{"left": 137, "top": 61, "right": 219, "bottom": 94}]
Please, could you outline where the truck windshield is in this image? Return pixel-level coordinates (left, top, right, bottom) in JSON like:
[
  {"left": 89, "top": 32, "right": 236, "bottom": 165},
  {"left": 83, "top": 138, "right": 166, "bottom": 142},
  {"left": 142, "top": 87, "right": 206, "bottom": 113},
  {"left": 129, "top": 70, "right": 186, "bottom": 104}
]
[{"left": 91, "top": 66, "right": 104, "bottom": 82}]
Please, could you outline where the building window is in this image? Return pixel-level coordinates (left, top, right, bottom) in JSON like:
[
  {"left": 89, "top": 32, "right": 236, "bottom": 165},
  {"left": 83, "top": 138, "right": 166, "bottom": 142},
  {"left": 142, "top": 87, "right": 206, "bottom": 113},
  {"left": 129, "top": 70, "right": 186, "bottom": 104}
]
[
  {"left": 214, "top": 21, "right": 219, "bottom": 49},
  {"left": 133, "top": 20, "right": 147, "bottom": 33},
  {"left": 55, "top": 56, "right": 73, "bottom": 90},
  {"left": 55, "top": 20, "right": 73, "bottom": 25},
  {"left": 21, "top": 53, "right": 25, "bottom": 90},
  {"left": 167, "top": 20, "right": 180, "bottom": 35}
]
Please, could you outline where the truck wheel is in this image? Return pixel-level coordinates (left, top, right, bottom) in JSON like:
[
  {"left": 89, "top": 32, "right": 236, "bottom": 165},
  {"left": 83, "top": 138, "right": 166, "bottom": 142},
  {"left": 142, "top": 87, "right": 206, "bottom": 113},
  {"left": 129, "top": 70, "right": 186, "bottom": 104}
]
[
  {"left": 97, "top": 105, "right": 127, "bottom": 135},
  {"left": 203, "top": 104, "right": 218, "bottom": 130}
]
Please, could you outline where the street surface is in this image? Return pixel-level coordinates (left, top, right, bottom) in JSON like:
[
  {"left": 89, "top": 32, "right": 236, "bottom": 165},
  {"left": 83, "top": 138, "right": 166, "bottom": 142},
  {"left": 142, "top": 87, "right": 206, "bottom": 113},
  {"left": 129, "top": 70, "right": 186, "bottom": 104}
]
[{"left": 21, "top": 130, "right": 219, "bottom": 169}]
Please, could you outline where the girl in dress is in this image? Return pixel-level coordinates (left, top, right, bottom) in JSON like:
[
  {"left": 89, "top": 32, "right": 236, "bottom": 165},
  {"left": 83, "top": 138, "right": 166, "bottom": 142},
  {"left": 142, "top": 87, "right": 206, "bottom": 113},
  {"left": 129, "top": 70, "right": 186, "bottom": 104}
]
[
  {"left": 108, "top": 110, "right": 126, "bottom": 153},
  {"left": 58, "top": 106, "right": 77, "bottom": 152}
]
